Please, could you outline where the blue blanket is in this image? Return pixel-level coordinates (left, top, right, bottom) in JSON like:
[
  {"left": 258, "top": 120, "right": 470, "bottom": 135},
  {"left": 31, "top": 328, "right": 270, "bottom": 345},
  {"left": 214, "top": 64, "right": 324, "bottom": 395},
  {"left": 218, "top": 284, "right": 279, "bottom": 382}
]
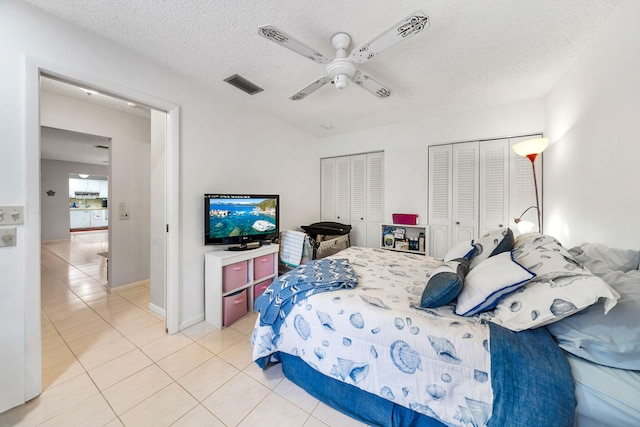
[{"left": 254, "top": 258, "right": 358, "bottom": 335}]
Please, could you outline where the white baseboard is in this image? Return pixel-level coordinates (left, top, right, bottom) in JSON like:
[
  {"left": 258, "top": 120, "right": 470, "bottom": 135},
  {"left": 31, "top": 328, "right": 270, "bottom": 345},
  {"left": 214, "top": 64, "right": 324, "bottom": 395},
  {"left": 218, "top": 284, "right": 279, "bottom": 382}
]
[
  {"left": 148, "top": 302, "right": 165, "bottom": 318},
  {"left": 108, "top": 279, "right": 150, "bottom": 294},
  {"left": 180, "top": 313, "right": 205, "bottom": 331}
]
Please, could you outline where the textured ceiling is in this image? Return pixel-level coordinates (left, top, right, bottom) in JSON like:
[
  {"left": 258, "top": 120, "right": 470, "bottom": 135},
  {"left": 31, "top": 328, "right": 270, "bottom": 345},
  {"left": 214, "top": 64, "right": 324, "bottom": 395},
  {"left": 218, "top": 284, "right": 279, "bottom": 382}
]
[
  {"left": 41, "top": 126, "right": 111, "bottom": 166},
  {"left": 24, "top": 0, "right": 620, "bottom": 137}
]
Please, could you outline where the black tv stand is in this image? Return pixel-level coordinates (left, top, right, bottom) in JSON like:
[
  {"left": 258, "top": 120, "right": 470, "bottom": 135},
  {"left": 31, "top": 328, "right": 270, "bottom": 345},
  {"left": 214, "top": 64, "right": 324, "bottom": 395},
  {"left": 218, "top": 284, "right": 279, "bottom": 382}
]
[{"left": 227, "top": 243, "right": 260, "bottom": 251}]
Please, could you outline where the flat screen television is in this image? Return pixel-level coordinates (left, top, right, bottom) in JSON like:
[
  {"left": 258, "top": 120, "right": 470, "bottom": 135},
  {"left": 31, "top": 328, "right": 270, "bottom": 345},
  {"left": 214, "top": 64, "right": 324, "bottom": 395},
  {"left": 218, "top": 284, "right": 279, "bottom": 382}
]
[{"left": 204, "top": 194, "right": 279, "bottom": 250}]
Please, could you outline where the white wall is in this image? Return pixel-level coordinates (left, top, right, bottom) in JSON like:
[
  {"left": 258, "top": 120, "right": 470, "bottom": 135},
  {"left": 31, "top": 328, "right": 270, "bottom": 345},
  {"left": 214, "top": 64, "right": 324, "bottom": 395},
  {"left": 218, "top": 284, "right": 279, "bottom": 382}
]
[
  {"left": 545, "top": 0, "right": 640, "bottom": 249},
  {"left": 0, "top": 0, "right": 319, "bottom": 413},
  {"left": 317, "top": 100, "right": 546, "bottom": 226},
  {"left": 40, "top": 159, "right": 108, "bottom": 241},
  {"left": 40, "top": 90, "right": 152, "bottom": 288},
  {"left": 150, "top": 110, "right": 167, "bottom": 312}
]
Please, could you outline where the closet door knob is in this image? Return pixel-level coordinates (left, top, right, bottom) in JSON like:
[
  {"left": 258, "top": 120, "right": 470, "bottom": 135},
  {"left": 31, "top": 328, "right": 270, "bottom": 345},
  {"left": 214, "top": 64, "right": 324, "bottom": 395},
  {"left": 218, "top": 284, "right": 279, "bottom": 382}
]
[{"left": 455, "top": 221, "right": 460, "bottom": 225}]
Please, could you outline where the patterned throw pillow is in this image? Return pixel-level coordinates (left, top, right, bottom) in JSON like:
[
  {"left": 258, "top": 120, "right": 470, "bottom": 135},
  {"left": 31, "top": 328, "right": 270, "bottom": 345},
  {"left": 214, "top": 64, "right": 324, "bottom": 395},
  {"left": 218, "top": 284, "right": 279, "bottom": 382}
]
[
  {"left": 481, "top": 234, "right": 619, "bottom": 332},
  {"left": 469, "top": 228, "right": 514, "bottom": 269}
]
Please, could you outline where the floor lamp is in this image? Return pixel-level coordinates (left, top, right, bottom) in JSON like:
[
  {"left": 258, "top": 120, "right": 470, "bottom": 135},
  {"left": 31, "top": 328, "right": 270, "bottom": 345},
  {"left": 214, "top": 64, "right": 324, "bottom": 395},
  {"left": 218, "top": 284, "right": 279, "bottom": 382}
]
[{"left": 512, "top": 137, "right": 549, "bottom": 233}]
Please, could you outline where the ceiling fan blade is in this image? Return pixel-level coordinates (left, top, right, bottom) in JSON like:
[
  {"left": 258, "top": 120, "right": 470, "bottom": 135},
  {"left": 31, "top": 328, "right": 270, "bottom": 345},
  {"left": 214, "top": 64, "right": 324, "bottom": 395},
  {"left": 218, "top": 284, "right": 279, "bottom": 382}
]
[
  {"left": 351, "top": 71, "right": 393, "bottom": 98},
  {"left": 258, "top": 25, "right": 330, "bottom": 64},
  {"left": 289, "top": 77, "right": 330, "bottom": 100},
  {"left": 349, "top": 10, "right": 430, "bottom": 63}
]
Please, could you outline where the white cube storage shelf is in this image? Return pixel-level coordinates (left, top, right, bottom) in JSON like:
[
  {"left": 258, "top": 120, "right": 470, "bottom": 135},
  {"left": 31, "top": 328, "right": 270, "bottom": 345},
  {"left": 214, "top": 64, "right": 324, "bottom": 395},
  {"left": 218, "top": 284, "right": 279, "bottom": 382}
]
[{"left": 205, "top": 244, "right": 279, "bottom": 328}]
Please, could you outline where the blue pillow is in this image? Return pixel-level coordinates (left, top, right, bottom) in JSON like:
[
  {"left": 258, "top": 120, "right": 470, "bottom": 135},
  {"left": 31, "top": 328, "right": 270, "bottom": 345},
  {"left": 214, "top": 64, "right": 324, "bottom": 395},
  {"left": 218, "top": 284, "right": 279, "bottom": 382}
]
[
  {"left": 546, "top": 245, "right": 640, "bottom": 370},
  {"left": 421, "top": 258, "right": 470, "bottom": 308}
]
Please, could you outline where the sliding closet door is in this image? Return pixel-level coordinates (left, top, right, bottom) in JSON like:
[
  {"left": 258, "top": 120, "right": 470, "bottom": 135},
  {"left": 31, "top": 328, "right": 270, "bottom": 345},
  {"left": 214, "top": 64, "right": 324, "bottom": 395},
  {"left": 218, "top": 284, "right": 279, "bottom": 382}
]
[
  {"left": 428, "top": 145, "right": 452, "bottom": 259},
  {"left": 479, "top": 139, "right": 509, "bottom": 234},
  {"left": 452, "top": 142, "right": 479, "bottom": 245}
]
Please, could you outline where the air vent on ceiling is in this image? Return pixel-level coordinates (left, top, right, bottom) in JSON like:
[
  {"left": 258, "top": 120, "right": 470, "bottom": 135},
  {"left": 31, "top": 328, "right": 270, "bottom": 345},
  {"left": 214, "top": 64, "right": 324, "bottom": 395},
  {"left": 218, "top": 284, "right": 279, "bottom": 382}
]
[
  {"left": 94, "top": 145, "right": 110, "bottom": 150},
  {"left": 224, "top": 74, "right": 263, "bottom": 95}
]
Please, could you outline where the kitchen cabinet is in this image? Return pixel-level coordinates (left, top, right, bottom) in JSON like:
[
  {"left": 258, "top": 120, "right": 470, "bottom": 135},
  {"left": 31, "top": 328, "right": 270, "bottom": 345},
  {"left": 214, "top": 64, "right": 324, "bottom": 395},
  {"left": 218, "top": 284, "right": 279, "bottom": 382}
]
[
  {"left": 70, "top": 210, "right": 91, "bottom": 229},
  {"left": 99, "top": 180, "right": 108, "bottom": 198},
  {"left": 69, "top": 178, "right": 108, "bottom": 197},
  {"left": 90, "top": 210, "right": 108, "bottom": 227},
  {"left": 69, "top": 178, "right": 87, "bottom": 197},
  {"left": 70, "top": 209, "right": 108, "bottom": 229}
]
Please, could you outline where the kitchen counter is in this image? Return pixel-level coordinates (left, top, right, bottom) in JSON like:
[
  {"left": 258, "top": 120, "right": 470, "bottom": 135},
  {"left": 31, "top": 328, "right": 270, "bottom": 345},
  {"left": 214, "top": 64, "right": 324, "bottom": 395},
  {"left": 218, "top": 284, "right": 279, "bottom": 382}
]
[{"left": 70, "top": 207, "right": 108, "bottom": 210}]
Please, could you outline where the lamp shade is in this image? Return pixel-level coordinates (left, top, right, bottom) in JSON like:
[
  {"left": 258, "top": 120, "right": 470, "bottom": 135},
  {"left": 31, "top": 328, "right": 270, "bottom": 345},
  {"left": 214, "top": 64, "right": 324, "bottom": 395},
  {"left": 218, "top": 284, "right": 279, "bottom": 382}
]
[{"left": 512, "top": 138, "right": 549, "bottom": 158}]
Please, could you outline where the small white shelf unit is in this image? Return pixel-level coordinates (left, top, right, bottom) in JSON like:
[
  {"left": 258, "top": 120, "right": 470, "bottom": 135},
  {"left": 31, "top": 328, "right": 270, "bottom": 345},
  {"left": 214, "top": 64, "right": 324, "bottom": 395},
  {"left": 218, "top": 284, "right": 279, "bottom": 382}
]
[
  {"left": 380, "top": 223, "right": 428, "bottom": 255},
  {"left": 204, "top": 244, "right": 279, "bottom": 329}
]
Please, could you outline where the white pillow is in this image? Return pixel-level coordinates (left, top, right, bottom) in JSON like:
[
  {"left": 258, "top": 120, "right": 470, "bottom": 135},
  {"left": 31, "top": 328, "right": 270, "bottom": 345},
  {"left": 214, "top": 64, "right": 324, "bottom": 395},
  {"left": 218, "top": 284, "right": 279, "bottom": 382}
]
[
  {"left": 455, "top": 252, "right": 535, "bottom": 316},
  {"left": 444, "top": 240, "right": 476, "bottom": 262},
  {"left": 483, "top": 235, "right": 620, "bottom": 331}
]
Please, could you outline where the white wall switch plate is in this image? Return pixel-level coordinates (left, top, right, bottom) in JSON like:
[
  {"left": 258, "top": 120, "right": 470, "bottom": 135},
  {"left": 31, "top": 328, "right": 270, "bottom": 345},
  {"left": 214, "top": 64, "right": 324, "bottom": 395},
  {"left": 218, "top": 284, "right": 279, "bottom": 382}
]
[
  {"left": 0, "top": 206, "right": 24, "bottom": 225},
  {"left": 0, "top": 227, "right": 17, "bottom": 247}
]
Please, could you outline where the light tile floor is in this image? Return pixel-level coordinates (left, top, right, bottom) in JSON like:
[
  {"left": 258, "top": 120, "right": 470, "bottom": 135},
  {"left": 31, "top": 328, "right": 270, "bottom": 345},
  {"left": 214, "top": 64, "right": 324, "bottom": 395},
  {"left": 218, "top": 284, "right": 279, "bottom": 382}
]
[{"left": 0, "top": 231, "right": 366, "bottom": 426}]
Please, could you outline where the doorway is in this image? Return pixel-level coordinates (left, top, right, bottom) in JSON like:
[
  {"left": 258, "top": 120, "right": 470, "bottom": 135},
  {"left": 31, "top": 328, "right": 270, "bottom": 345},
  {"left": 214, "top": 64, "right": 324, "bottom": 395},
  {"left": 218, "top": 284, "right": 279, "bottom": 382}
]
[{"left": 24, "top": 62, "right": 181, "bottom": 402}]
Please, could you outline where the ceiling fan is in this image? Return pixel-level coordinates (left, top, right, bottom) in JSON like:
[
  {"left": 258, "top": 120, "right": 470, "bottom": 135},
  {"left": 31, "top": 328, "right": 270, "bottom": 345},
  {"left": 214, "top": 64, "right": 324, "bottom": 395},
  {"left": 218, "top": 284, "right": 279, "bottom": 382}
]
[{"left": 258, "top": 10, "right": 430, "bottom": 100}]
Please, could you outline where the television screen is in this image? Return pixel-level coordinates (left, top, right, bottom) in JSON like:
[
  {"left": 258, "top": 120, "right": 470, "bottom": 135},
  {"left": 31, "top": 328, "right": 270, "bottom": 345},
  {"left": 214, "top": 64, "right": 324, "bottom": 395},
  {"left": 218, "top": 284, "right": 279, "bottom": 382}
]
[{"left": 204, "top": 194, "right": 279, "bottom": 248}]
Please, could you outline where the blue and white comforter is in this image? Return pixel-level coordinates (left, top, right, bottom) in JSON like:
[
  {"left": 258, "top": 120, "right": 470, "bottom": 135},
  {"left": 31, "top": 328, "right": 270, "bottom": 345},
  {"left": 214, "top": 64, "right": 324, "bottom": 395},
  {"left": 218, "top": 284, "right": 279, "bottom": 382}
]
[{"left": 252, "top": 247, "right": 494, "bottom": 427}]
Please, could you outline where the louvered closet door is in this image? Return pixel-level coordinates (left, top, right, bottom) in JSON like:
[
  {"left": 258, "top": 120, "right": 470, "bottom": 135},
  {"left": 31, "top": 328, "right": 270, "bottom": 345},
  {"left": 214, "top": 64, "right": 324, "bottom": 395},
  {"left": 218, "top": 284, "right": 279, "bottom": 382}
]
[
  {"left": 480, "top": 139, "right": 509, "bottom": 234},
  {"left": 428, "top": 145, "right": 452, "bottom": 259},
  {"left": 335, "top": 156, "right": 351, "bottom": 222},
  {"left": 366, "top": 152, "right": 384, "bottom": 248},
  {"left": 452, "top": 142, "right": 479, "bottom": 245},
  {"left": 509, "top": 135, "right": 543, "bottom": 230},
  {"left": 350, "top": 154, "right": 367, "bottom": 247},
  {"left": 320, "top": 158, "right": 336, "bottom": 221}
]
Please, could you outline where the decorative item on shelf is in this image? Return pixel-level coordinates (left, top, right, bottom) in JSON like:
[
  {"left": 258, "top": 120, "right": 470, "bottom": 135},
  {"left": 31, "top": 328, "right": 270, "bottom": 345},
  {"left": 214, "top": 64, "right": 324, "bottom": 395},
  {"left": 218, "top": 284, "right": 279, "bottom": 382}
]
[
  {"left": 395, "top": 239, "right": 409, "bottom": 250},
  {"left": 418, "top": 232, "right": 425, "bottom": 252},
  {"left": 393, "top": 228, "right": 406, "bottom": 240},
  {"left": 392, "top": 213, "right": 419, "bottom": 225},
  {"left": 512, "top": 137, "right": 549, "bottom": 232},
  {"left": 409, "top": 238, "right": 419, "bottom": 251}
]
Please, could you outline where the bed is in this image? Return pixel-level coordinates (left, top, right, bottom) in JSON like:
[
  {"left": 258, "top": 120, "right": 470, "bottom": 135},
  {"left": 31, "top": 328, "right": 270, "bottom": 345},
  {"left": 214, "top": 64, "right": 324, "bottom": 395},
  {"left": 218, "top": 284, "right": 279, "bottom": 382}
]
[{"left": 251, "top": 231, "right": 640, "bottom": 427}]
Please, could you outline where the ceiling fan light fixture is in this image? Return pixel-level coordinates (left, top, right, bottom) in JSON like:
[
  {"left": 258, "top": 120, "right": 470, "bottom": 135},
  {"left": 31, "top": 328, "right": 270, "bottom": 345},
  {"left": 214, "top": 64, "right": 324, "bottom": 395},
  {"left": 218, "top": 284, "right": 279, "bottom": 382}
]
[{"left": 333, "top": 74, "right": 350, "bottom": 89}]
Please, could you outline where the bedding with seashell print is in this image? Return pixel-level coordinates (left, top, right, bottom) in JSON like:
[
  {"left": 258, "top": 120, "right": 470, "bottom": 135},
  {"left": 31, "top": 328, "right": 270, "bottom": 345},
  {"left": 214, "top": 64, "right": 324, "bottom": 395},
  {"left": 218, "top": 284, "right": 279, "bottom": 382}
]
[{"left": 251, "top": 246, "right": 575, "bottom": 427}]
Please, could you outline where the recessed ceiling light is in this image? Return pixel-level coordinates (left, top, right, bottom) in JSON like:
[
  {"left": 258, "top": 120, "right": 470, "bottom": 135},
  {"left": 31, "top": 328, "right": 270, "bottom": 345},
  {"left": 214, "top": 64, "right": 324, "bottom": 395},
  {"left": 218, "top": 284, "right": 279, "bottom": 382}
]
[{"left": 321, "top": 123, "right": 333, "bottom": 130}]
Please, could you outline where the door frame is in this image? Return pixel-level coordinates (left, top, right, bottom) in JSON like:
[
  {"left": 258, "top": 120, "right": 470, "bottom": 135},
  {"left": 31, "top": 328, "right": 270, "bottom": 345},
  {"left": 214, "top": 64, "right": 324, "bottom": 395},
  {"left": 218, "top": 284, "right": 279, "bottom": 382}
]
[{"left": 24, "top": 56, "right": 180, "bottom": 399}]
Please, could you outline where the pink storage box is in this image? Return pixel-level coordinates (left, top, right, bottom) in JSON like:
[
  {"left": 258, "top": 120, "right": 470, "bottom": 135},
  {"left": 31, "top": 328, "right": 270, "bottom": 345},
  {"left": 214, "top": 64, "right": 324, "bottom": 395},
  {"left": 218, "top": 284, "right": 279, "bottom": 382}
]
[
  {"left": 253, "top": 279, "right": 273, "bottom": 301},
  {"left": 223, "top": 289, "right": 248, "bottom": 326},
  {"left": 392, "top": 213, "right": 419, "bottom": 225},
  {"left": 253, "top": 253, "right": 275, "bottom": 281},
  {"left": 222, "top": 261, "right": 249, "bottom": 292}
]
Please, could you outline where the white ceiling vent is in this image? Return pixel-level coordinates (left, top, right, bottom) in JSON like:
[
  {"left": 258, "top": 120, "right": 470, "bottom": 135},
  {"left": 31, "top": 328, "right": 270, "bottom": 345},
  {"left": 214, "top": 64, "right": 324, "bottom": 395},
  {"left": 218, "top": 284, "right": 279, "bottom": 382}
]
[{"left": 224, "top": 74, "right": 263, "bottom": 95}]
